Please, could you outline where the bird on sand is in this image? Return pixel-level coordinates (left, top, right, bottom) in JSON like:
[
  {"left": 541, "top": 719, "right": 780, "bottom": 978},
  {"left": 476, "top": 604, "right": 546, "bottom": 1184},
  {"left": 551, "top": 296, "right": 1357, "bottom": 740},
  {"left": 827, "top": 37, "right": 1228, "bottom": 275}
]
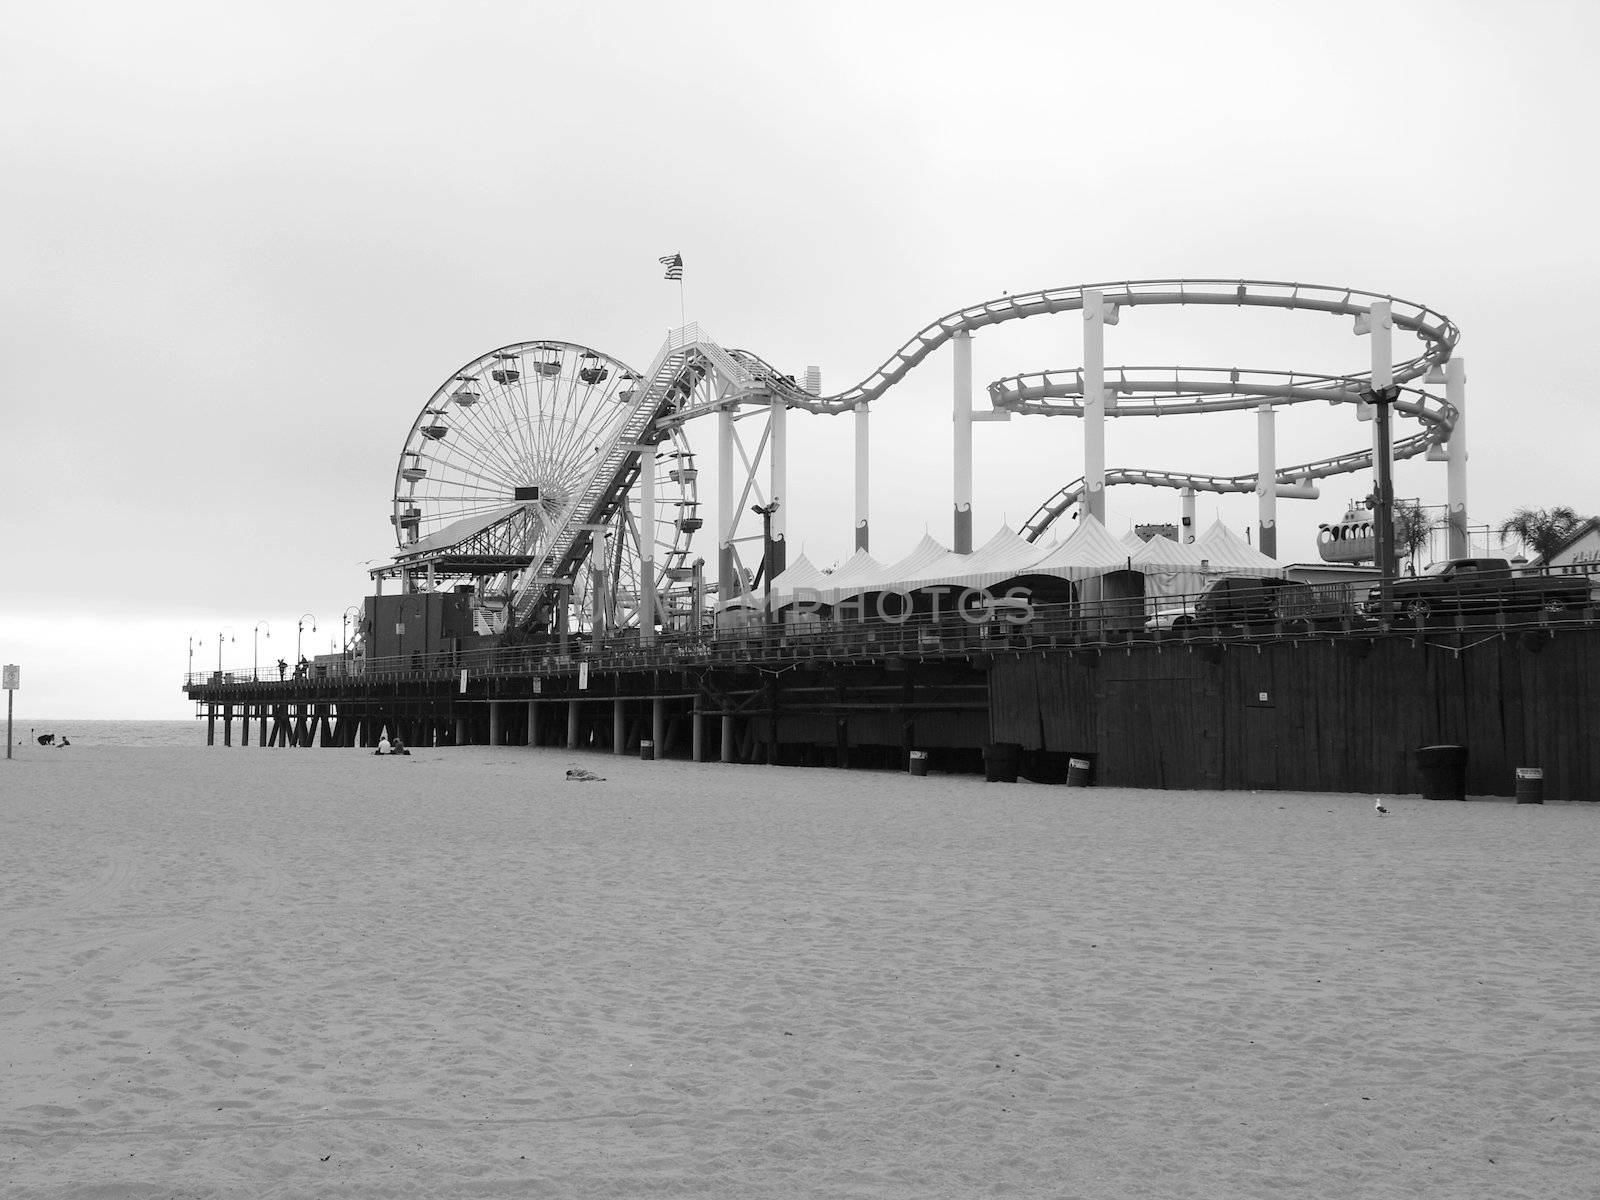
[{"left": 1374, "top": 798, "right": 1390, "bottom": 815}]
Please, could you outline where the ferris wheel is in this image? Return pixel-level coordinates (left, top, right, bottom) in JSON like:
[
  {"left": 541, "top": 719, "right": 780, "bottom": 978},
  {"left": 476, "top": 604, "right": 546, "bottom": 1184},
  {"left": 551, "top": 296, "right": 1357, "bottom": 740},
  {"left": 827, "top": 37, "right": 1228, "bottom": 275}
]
[{"left": 391, "top": 340, "right": 701, "bottom": 634}]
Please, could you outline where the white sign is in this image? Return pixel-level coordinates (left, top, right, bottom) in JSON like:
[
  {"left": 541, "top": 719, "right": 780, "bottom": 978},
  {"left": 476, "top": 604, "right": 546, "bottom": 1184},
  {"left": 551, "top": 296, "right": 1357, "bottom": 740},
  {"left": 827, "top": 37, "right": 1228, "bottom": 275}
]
[
  {"left": 578, "top": 661, "right": 589, "bottom": 691},
  {"left": 2, "top": 664, "right": 18, "bottom": 690}
]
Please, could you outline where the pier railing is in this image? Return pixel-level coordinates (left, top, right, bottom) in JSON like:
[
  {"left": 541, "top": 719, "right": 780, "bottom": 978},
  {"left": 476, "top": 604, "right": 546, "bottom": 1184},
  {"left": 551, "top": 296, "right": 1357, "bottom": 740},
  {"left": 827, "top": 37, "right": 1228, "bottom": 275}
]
[{"left": 185, "top": 580, "right": 1596, "bottom": 691}]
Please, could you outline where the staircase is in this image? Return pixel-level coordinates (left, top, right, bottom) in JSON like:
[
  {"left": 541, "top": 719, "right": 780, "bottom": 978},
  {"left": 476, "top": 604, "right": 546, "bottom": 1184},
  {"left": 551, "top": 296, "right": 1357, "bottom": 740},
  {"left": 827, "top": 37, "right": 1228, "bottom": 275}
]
[{"left": 511, "top": 329, "right": 746, "bottom": 621}]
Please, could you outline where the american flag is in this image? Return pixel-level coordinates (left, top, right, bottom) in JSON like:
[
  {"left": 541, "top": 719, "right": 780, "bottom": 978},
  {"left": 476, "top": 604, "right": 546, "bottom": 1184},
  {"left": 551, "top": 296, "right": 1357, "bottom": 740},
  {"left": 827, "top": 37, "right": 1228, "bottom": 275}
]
[{"left": 659, "top": 252, "right": 683, "bottom": 281}]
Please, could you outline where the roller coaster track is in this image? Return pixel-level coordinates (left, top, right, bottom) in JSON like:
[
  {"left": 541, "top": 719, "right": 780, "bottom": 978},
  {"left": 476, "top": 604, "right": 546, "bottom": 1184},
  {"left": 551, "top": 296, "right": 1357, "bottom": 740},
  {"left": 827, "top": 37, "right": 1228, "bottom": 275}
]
[
  {"left": 656, "top": 278, "right": 1457, "bottom": 424},
  {"left": 432, "top": 279, "right": 1459, "bottom": 624},
  {"left": 653, "top": 278, "right": 1460, "bottom": 544}
]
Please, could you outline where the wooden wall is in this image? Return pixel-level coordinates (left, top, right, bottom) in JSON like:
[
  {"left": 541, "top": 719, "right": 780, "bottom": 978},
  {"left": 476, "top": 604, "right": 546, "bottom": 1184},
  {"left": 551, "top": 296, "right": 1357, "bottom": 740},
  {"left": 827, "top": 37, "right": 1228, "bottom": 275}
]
[{"left": 989, "top": 629, "right": 1600, "bottom": 800}]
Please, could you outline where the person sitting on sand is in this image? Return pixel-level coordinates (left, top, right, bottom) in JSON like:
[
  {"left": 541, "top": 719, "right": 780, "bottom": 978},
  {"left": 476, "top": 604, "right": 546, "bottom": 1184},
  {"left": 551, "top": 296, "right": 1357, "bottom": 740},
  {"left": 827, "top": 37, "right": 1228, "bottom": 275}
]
[
  {"left": 58, "top": 736, "right": 70, "bottom": 747},
  {"left": 389, "top": 736, "right": 409, "bottom": 756},
  {"left": 376, "top": 735, "right": 391, "bottom": 756}
]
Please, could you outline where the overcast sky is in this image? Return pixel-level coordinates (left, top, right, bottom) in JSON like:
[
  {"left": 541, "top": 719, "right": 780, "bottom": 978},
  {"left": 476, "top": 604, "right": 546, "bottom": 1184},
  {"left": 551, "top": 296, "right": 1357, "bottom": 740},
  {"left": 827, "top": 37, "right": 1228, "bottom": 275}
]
[{"left": 4, "top": 0, "right": 1596, "bottom": 721}]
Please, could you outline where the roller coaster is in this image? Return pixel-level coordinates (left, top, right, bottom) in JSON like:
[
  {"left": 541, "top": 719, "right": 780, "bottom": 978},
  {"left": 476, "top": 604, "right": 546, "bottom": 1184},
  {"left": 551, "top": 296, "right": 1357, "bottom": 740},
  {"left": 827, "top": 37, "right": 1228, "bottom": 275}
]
[{"left": 376, "top": 278, "right": 1467, "bottom": 639}]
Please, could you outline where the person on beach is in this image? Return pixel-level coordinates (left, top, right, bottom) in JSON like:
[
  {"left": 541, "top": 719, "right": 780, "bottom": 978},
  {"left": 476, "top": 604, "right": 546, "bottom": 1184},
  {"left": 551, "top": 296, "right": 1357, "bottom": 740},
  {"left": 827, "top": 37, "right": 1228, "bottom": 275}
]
[
  {"left": 376, "top": 734, "right": 391, "bottom": 756},
  {"left": 277, "top": 658, "right": 288, "bottom": 681},
  {"left": 389, "top": 736, "right": 409, "bottom": 756}
]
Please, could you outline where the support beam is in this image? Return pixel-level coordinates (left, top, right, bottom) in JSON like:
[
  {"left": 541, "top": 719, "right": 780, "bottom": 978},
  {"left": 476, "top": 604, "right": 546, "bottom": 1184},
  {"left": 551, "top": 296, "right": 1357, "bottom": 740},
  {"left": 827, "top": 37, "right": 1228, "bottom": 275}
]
[
  {"left": 718, "top": 404, "right": 736, "bottom": 601},
  {"left": 567, "top": 699, "right": 579, "bottom": 750},
  {"left": 854, "top": 401, "right": 870, "bottom": 552},
  {"left": 721, "top": 712, "right": 734, "bottom": 763},
  {"left": 613, "top": 698, "right": 625, "bottom": 755},
  {"left": 769, "top": 397, "right": 787, "bottom": 581},
  {"left": 639, "top": 441, "right": 657, "bottom": 646},
  {"left": 952, "top": 329, "right": 973, "bottom": 553},
  {"left": 652, "top": 697, "right": 665, "bottom": 760},
  {"left": 1256, "top": 404, "right": 1277, "bottom": 559},
  {"left": 1082, "top": 288, "right": 1108, "bottom": 524},
  {"left": 692, "top": 709, "right": 704, "bottom": 762},
  {"left": 526, "top": 699, "right": 538, "bottom": 746},
  {"left": 1445, "top": 357, "right": 1469, "bottom": 558},
  {"left": 489, "top": 700, "right": 502, "bottom": 747}
]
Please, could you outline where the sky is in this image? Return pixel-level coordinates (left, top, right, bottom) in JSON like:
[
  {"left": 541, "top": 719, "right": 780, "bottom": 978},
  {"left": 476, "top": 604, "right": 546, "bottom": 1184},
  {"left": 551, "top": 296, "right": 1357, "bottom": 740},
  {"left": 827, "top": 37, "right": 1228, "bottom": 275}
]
[{"left": 3, "top": 0, "right": 1597, "bottom": 720}]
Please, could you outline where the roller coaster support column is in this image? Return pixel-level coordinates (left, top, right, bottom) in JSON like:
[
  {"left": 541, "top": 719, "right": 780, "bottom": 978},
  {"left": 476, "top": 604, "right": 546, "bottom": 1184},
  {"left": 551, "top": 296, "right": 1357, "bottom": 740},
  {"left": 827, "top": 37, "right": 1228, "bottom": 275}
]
[
  {"left": 769, "top": 397, "right": 788, "bottom": 581},
  {"left": 1181, "top": 487, "right": 1197, "bottom": 544},
  {"left": 854, "top": 401, "right": 870, "bottom": 551},
  {"left": 1445, "top": 357, "right": 1469, "bottom": 558},
  {"left": 639, "top": 440, "right": 656, "bottom": 645},
  {"left": 718, "top": 403, "right": 736, "bottom": 601},
  {"left": 1082, "top": 288, "right": 1111, "bottom": 524},
  {"left": 953, "top": 329, "right": 973, "bottom": 553},
  {"left": 1256, "top": 405, "right": 1277, "bottom": 559}
]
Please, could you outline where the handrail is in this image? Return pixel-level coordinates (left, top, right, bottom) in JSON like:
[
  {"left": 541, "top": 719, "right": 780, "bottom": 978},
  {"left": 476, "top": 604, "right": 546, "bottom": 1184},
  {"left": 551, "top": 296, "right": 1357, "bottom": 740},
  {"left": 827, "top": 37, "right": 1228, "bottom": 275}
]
[{"left": 187, "top": 570, "right": 1594, "bottom": 689}]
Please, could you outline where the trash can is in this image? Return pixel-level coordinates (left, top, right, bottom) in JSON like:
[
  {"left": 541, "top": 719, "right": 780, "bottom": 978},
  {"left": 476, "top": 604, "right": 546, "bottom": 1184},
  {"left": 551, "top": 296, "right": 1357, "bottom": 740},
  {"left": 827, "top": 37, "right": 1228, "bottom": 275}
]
[
  {"left": 1066, "top": 754, "right": 1095, "bottom": 787},
  {"left": 908, "top": 749, "right": 930, "bottom": 777},
  {"left": 984, "top": 742, "right": 1021, "bottom": 784},
  {"left": 639, "top": 739, "right": 655, "bottom": 761},
  {"left": 1414, "top": 744, "right": 1468, "bottom": 801},
  {"left": 1516, "top": 767, "right": 1544, "bottom": 805}
]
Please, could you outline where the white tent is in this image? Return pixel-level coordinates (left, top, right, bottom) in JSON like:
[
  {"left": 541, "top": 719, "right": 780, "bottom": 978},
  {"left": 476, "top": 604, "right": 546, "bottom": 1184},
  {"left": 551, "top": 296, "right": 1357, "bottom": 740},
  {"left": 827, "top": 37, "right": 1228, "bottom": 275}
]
[
  {"left": 1127, "top": 534, "right": 1209, "bottom": 597},
  {"left": 1193, "top": 519, "right": 1282, "bottom": 576},
  {"left": 766, "top": 553, "right": 828, "bottom": 607},
  {"left": 818, "top": 548, "right": 887, "bottom": 605},
  {"left": 1027, "top": 516, "right": 1133, "bottom": 579}
]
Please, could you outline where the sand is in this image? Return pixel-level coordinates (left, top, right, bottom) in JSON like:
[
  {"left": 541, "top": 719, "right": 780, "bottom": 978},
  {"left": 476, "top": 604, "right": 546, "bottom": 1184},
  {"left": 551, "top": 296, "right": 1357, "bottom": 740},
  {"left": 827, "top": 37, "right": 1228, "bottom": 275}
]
[{"left": 2, "top": 746, "right": 1598, "bottom": 1199}]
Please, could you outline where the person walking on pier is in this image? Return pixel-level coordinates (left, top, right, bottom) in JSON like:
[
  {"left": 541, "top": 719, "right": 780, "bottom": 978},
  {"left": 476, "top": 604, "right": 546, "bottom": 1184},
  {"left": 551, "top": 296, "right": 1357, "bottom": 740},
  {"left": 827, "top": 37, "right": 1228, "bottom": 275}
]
[{"left": 277, "top": 658, "right": 288, "bottom": 681}]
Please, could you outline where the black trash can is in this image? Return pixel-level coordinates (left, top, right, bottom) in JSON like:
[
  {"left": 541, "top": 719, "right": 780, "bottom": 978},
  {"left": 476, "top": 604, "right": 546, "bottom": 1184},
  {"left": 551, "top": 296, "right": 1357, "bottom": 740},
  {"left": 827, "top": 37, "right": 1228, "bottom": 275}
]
[
  {"left": 1414, "top": 744, "right": 1468, "bottom": 801},
  {"left": 1066, "top": 753, "right": 1096, "bottom": 787},
  {"left": 1516, "top": 767, "right": 1544, "bottom": 805},
  {"left": 639, "top": 739, "right": 655, "bottom": 761},
  {"left": 908, "top": 749, "right": 930, "bottom": 777},
  {"left": 984, "top": 742, "right": 1021, "bottom": 784}
]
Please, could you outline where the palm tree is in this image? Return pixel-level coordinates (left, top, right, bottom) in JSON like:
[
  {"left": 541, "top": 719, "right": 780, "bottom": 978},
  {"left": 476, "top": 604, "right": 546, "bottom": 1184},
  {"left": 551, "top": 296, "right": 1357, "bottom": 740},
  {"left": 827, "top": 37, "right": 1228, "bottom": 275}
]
[
  {"left": 1496, "top": 506, "right": 1587, "bottom": 563},
  {"left": 1392, "top": 499, "right": 1434, "bottom": 571}
]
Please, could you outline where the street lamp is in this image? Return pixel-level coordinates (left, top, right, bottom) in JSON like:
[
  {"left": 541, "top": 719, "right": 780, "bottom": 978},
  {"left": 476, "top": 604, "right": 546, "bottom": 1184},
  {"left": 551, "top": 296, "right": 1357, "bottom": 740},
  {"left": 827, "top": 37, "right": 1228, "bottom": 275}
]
[
  {"left": 253, "top": 620, "right": 271, "bottom": 681},
  {"left": 1357, "top": 384, "right": 1402, "bottom": 606},
  {"left": 297, "top": 613, "right": 317, "bottom": 669},
  {"left": 187, "top": 633, "right": 203, "bottom": 682},
  {"left": 342, "top": 605, "right": 362, "bottom": 653},
  {"left": 216, "top": 627, "right": 235, "bottom": 676},
  {"left": 751, "top": 500, "right": 780, "bottom": 631}
]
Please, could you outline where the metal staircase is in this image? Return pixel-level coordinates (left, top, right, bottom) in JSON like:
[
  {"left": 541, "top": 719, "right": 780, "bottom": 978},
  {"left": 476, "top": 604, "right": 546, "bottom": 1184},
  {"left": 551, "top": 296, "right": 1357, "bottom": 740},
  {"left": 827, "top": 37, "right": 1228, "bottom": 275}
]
[{"left": 510, "top": 328, "right": 747, "bottom": 624}]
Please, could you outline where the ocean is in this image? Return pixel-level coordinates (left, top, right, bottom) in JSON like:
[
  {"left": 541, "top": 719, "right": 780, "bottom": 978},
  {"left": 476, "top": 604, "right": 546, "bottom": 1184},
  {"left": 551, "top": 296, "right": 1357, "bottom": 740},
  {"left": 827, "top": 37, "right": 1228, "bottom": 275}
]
[{"left": 7, "top": 719, "right": 207, "bottom": 749}]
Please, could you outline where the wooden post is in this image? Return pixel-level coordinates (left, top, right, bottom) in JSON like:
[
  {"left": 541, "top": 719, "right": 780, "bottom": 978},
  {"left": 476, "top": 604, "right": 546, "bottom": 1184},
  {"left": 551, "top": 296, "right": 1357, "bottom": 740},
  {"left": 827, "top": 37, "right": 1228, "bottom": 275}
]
[
  {"left": 567, "top": 699, "right": 580, "bottom": 749},
  {"left": 613, "top": 698, "right": 625, "bottom": 754},
  {"left": 652, "top": 697, "right": 665, "bottom": 761}
]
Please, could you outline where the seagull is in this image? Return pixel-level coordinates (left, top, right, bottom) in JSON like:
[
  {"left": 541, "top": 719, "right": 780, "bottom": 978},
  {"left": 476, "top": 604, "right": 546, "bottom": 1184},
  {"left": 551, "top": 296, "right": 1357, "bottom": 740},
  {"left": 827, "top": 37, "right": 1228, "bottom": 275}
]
[{"left": 1374, "top": 798, "right": 1390, "bottom": 815}]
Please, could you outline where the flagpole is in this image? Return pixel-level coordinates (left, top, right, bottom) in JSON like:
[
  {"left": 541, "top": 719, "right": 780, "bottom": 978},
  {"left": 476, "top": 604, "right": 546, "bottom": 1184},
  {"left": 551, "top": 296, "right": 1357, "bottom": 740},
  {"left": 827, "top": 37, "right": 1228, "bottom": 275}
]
[{"left": 678, "top": 278, "right": 686, "bottom": 330}]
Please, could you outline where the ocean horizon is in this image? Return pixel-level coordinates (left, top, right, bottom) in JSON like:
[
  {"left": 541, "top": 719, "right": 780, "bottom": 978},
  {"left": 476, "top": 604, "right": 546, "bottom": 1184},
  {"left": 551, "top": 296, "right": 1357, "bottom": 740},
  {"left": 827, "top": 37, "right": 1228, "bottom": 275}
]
[{"left": 6, "top": 718, "right": 208, "bottom": 749}]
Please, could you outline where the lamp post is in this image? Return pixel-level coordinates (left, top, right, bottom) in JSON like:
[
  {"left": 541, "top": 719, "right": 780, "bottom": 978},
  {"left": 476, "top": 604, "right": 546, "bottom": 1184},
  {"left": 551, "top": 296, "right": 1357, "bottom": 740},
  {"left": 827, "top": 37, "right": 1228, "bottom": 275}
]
[
  {"left": 187, "top": 633, "right": 203, "bottom": 682},
  {"left": 751, "top": 501, "right": 780, "bottom": 632},
  {"left": 216, "top": 627, "right": 235, "bottom": 676},
  {"left": 253, "top": 620, "right": 271, "bottom": 681},
  {"left": 342, "top": 605, "right": 361, "bottom": 653},
  {"left": 297, "top": 613, "right": 317, "bottom": 668},
  {"left": 1358, "top": 384, "right": 1401, "bottom": 613}
]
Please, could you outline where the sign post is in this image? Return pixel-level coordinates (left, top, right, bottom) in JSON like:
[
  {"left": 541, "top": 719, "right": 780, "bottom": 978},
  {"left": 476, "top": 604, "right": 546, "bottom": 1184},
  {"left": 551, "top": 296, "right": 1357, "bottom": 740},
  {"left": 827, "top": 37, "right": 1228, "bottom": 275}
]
[{"left": 3, "top": 664, "right": 18, "bottom": 761}]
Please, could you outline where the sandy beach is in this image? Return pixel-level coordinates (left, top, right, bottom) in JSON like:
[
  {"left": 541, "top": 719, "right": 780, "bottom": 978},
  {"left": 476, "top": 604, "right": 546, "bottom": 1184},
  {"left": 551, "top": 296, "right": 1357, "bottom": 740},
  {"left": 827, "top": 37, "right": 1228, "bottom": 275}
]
[{"left": 2, "top": 746, "right": 1597, "bottom": 1198}]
